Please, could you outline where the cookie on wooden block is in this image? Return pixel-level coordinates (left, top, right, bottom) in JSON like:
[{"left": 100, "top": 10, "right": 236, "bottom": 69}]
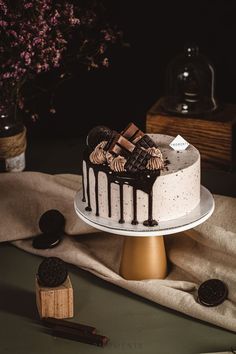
[{"left": 35, "top": 275, "right": 74, "bottom": 319}]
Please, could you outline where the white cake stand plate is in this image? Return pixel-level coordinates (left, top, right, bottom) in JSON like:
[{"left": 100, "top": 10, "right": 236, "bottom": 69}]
[{"left": 74, "top": 186, "right": 214, "bottom": 280}]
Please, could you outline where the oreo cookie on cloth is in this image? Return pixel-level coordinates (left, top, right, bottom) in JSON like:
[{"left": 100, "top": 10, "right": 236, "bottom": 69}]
[
  {"left": 32, "top": 209, "right": 66, "bottom": 250},
  {"left": 39, "top": 209, "right": 65, "bottom": 235},
  {"left": 197, "top": 279, "right": 228, "bottom": 307},
  {"left": 32, "top": 234, "right": 61, "bottom": 250},
  {"left": 37, "top": 257, "right": 68, "bottom": 287}
]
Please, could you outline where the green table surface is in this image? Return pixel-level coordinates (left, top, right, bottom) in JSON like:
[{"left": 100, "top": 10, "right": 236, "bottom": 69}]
[{"left": 0, "top": 138, "right": 236, "bottom": 354}]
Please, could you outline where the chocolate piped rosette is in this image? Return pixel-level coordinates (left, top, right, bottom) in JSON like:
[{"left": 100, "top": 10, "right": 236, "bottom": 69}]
[{"left": 82, "top": 123, "right": 200, "bottom": 227}]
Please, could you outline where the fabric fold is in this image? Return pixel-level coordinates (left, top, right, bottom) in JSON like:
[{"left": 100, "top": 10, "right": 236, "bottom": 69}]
[{"left": 1, "top": 171, "right": 236, "bottom": 332}]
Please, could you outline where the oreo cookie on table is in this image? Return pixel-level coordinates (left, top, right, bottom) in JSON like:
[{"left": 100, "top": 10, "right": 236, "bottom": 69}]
[
  {"left": 37, "top": 257, "right": 68, "bottom": 287},
  {"left": 197, "top": 279, "right": 228, "bottom": 307}
]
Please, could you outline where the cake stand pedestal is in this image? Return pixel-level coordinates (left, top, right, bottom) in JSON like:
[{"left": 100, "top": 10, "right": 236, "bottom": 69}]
[{"left": 74, "top": 186, "right": 214, "bottom": 280}]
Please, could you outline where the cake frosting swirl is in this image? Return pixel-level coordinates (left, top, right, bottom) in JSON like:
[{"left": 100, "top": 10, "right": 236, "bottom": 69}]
[
  {"left": 109, "top": 155, "right": 127, "bottom": 172},
  {"left": 89, "top": 141, "right": 107, "bottom": 164}
]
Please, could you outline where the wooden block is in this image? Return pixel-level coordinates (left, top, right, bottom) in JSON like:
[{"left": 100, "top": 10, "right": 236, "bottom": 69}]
[
  {"left": 35, "top": 275, "right": 74, "bottom": 319},
  {"left": 146, "top": 99, "right": 236, "bottom": 170}
]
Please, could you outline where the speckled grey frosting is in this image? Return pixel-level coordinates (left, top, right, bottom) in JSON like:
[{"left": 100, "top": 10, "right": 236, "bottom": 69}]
[{"left": 83, "top": 134, "right": 200, "bottom": 223}]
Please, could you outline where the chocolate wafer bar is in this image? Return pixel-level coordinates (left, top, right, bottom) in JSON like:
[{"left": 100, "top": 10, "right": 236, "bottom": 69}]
[
  {"left": 103, "top": 130, "right": 119, "bottom": 151},
  {"left": 121, "top": 122, "right": 157, "bottom": 148},
  {"left": 121, "top": 122, "right": 144, "bottom": 144},
  {"left": 108, "top": 133, "right": 135, "bottom": 157}
]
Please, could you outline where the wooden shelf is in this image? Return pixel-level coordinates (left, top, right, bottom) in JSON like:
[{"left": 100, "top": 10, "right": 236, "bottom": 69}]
[{"left": 146, "top": 99, "right": 236, "bottom": 170}]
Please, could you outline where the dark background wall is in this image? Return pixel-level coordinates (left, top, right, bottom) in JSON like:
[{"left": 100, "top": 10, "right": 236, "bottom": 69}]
[{"left": 27, "top": 0, "right": 236, "bottom": 138}]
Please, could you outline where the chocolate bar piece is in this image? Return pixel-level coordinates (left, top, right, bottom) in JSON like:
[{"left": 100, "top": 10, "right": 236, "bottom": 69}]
[
  {"left": 121, "top": 122, "right": 157, "bottom": 148},
  {"left": 121, "top": 122, "right": 144, "bottom": 144},
  {"left": 103, "top": 130, "right": 118, "bottom": 151},
  {"left": 125, "top": 146, "right": 151, "bottom": 172},
  {"left": 136, "top": 135, "right": 157, "bottom": 149},
  {"left": 107, "top": 128, "right": 154, "bottom": 172},
  {"left": 108, "top": 134, "right": 135, "bottom": 157}
]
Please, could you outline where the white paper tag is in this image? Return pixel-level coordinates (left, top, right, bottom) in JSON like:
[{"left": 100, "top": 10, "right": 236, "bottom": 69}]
[{"left": 169, "top": 135, "right": 189, "bottom": 151}]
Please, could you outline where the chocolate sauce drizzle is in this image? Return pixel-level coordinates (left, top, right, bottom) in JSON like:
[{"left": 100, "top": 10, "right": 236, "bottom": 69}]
[
  {"left": 94, "top": 170, "right": 99, "bottom": 216},
  {"left": 82, "top": 151, "right": 160, "bottom": 226},
  {"left": 143, "top": 191, "right": 158, "bottom": 226},
  {"left": 131, "top": 187, "right": 138, "bottom": 225},
  {"left": 119, "top": 184, "right": 125, "bottom": 223},
  {"left": 82, "top": 170, "right": 86, "bottom": 202},
  {"left": 107, "top": 178, "right": 112, "bottom": 217},
  {"left": 85, "top": 163, "right": 92, "bottom": 211}
]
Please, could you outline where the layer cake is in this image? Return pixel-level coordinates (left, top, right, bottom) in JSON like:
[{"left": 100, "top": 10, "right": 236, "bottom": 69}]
[{"left": 82, "top": 123, "right": 200, "bottom": 226}]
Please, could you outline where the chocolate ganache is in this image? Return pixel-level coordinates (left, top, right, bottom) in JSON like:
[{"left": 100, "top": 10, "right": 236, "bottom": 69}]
[{"left": 82, "top": 123, "right": 165, "bottom": 227}]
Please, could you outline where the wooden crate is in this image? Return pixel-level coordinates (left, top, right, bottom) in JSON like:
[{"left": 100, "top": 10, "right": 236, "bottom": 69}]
[
  {"left": 36, "top": 275, "right": 74, "bottom": 319},
  {"left": 146, "top": 99, "right": 236, "bottom": 170}
]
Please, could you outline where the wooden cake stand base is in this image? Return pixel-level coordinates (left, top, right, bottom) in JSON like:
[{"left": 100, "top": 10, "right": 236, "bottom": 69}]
[
  {"left": 74, "top": 186, "right": 214, "bottom": 280},
  {"left": 120, "top": 236, "right": 167, "bottom": 280}
]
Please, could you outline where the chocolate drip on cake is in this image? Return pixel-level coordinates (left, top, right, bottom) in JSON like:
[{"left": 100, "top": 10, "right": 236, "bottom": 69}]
[
  {"left": 83, "top": 154, "right": 159, "bottom": 226},
  {"left": 83, "top": 123, "right": 164, "bottom": 226},
  {"left": 107, "top": 178, "right": 112, "bottom": 217},
  {"left": 131, "top": 187, "right": 138, "bottom": 225},
  {"left": 85, "top": 163, "right": 92, "bottom": 211},
  {"left": 82, "top": 172, "right": 86, "bottom": 202},
  {"left": 143, "top": 191, "right": 158, "bottom": 227},
  {"left": 94, "top": 170, "right": 99, "bottom": 216},
  {"left": 119, "top": 183, "right": 125, "bottom": 224}
]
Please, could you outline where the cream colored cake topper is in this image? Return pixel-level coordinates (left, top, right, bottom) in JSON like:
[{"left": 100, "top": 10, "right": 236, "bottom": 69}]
[{"left": 169, "top": 135, "right": 189, "bottom": 151}]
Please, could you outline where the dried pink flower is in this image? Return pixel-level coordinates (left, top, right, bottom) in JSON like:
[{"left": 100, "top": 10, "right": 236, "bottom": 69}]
[
  {"left": 102, "top": 57, "right": 109, "bottom": 67},
  {"left": 0, "top": 0, "right": 123, "bottom": 117},
  {"left": 49, "top": 108, "right": 56, "bottom": 114}
]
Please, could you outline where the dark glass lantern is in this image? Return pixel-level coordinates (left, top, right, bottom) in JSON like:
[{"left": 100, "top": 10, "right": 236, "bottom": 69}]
[{"left": 162, "top": 44, "right": 218, "bottom": 115}]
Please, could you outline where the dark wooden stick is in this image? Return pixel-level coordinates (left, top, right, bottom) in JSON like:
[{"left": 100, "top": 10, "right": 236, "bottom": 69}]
[
  {"left": 52, "top": 325, "right": 109, "bottom": 347},
  {"left": 43, "top": 317, "right": 97, "bottom": 335}
]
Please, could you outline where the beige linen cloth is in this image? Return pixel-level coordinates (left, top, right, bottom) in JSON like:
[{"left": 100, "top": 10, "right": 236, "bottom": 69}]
[{"left": 0, "top": 172, "right": 236, "bottom": 332}]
